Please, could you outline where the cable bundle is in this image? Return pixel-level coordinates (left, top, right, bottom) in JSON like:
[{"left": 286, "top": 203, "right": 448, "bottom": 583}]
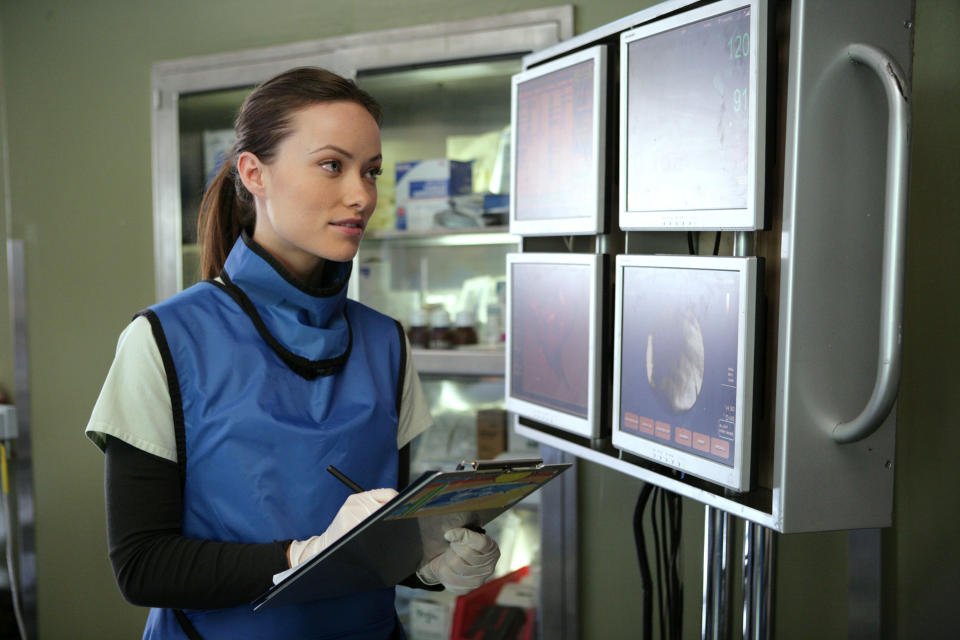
[{"left": 633, "top": 483, "right": 683, "bottom": 640}]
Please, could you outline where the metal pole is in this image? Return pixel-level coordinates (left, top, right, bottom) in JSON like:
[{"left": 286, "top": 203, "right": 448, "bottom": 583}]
[
  {"left": 742, "top": 521, "right": 755, "bottom": 639},
  {"left": 848, "top": 529, "right": 882, "bottom": 639},
  {"left": 734, "top": 231, "right": 752, "bottom": 257},
  {"left": 758, "top": 525, "right": 776, "bottom": 639},
  {"left": 742, "top": 521, "right": 776, "bottom": 640},
  {"left": 702, "top": 506, "right": 733, "bottom": 640}
]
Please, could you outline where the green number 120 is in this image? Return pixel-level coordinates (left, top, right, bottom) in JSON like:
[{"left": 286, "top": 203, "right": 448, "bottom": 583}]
[{"left": 729, "top": 33, "right": 750, "bottom": 59}]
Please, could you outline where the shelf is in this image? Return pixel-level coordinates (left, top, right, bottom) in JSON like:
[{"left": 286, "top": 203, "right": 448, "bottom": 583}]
[
  {"left": 411, "top": 347, "right": 505, "bottom": 376},
  {"left": 364, "top": 226, "right": 517, "bottom": 248},
  {"left": 182, "top": 226, "right": 517, "bottom": 254}
]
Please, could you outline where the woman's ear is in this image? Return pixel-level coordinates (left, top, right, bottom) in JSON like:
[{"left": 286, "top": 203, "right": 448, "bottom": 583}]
[{"left": 236, "top": 151, "right": 266, "bottom": 198}]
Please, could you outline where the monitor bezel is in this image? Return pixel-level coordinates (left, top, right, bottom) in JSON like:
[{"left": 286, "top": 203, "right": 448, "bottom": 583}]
[
  {"left": 618, "top": 0, "right": 767, "bottom": 231},
  {"left": 505, "top": 252, "right": 604, "bottom": 439},
  {"left": 610, "top": 254, "right": 757, "bottom": 491},
  {"left": 510, "top": 45, "right": 607, "bottom": 237}
]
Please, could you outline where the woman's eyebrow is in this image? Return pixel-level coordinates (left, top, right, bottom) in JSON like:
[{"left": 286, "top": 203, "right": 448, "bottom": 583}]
[
  {"left": 308, "top": 144, "right": 352, "bottom": 158},
  {"left": 308, "top": 145, "right": 382, "bottom": 164}
]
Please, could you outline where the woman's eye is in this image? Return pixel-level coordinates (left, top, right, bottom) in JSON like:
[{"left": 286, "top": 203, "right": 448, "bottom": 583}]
[
  {"left": 366, "top": 167, "right": 383, "bottom": 181},
  {"left": 319, "top": 160, "right": 342, "bottom": 173}
]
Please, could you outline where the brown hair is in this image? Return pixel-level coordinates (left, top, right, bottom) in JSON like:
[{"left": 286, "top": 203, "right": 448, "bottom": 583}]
[{"left": 197, "top": 67, "right": 382, "bottom": 279}]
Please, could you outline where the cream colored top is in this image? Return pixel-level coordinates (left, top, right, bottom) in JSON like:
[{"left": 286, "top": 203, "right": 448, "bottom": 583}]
[{"left": 86, "top": 315, "right": 433, "bottom": 463}]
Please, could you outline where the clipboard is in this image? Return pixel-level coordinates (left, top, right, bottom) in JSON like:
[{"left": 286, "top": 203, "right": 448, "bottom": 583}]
[{"left": 252, "top": 458, "right": 570, "bottom": 611}]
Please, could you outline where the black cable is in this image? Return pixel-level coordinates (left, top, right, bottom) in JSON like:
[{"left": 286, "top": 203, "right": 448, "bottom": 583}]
[
  {"left": 687, "top": 232, "right": 696, "bottom": 255},
  {"left": 713, "top": 231, "right": 722, "bottom": 255},
  {"left": 654, "top": 488, "right": 669, "bottom": 640},
  {"left": 659, "top": 489, "right": 674, "bottom": 640},
  {"left": 666, "top": 494, "right": 675, "bottom": 640},
  {"left": 676, "top": 496, "right": 684, "bottom": 638},
  {"left": 654, "top": 489, "right": 666, "bottom": 640},
  {"left": 668, "top": 493, "right": 682, "bottom": 640},
  {"left": 633, "top": 484, "right": 655, "bottom": 640},
  {"left": 651, "top": 489, "right": 683, "bottom": 640},
  {"left": 636, "top": 485, "right": 685, "bottom": 640}
]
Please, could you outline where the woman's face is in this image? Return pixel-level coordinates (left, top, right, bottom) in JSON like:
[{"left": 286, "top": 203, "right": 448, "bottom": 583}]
[{"left": 247, "top": 101, "right": 382, "bottom": 280}]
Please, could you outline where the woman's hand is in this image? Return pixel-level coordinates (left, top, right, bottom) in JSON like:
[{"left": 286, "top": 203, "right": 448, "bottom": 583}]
[
  {"left": 416, "top": 528, "right": 500, "bottom": 594},
  {"left": 287, "top": 488, "right": 398, "bottom": 568}
]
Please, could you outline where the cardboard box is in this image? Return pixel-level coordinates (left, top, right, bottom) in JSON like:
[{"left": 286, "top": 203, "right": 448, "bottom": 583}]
[
  {"left": 476, "top": 409, "right": 508, "bottom": 460},
  {"left": 395, "top": 159, "right": 473, "bottom": 231}
]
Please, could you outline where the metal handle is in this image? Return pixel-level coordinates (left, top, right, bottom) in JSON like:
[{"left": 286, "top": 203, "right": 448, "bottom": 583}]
[{"left": 833, "top": 44, "right": 911, "bottom": 444}]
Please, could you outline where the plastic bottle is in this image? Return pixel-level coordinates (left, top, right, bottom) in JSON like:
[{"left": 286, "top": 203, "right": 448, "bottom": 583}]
[
  {"left": 429, "top": 309, "right": 453, "bottom": 350},
  {"left": 484, "top": 303, "right": 504, "bottom": 345},
  {"left": 407, "top": 309, "right": 430, "bottom": 349}
]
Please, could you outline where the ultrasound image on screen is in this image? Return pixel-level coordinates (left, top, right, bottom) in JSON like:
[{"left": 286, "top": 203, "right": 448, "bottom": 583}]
[
  {"left": 619, "top": 267, "right": 740, "bottom": 466},
  {"left": 626, "top": 6, "right": 751, "bottom": 213},
  {"left": 510, "top": 263, "right": 591, "bottom": 417},
  {"left": 515, "top": 60, "right": 596, "bottom": 221}
]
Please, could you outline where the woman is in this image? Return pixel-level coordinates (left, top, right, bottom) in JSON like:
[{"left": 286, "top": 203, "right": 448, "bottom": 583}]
[{"left": 86, "top": 67, "right": 499, "bottom": 639}]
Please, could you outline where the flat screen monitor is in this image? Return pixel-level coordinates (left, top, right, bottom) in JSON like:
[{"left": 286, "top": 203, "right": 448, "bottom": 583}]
[
  {"left": 510, "top": 46, "right": 607, "bottom": 236},
  {"left": 611, "top": 255, "right": 758, "bottom": 491},
  {"left": 505, "top": 253, "right": 603, "bottom": 439},
  {"left": 620, "top": 0, "right": 767, "bottom": 230}
]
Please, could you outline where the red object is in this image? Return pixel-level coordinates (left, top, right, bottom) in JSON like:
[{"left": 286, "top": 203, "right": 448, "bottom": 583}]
[{"left": 449, "top": 566, "right": 535, "bottom": 640}]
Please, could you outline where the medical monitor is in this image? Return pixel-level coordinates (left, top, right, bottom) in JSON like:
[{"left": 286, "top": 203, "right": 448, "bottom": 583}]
[
  {"left": 505, "top": 253, "right": 603, "bottom": 439},
  {"left": 611, "top": 255, "right": 758, "bottom": 491},
  {"left": 620, "top": 0, "right": 767, "bottom": 230},
  {"left": 510, "top": 46, "right": 607, "bottom": 236}
]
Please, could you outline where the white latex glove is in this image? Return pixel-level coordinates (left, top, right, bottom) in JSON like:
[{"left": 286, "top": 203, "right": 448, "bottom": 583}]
[
  {"left": 416, "top": 527, "right": 500, "bottom": 595},
  {"left": 287, "top": 488, "right": 398, "bottom": 568}
]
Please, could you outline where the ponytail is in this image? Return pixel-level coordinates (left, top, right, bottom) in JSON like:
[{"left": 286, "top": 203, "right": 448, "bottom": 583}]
[{"left": 197, "top": 153, "right": 253, "bottom": 280}]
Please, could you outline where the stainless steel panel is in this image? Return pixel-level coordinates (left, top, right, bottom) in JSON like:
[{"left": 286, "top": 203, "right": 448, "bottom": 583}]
[{"left": 775, "top": 0, "right": 914, "bottom": 531}]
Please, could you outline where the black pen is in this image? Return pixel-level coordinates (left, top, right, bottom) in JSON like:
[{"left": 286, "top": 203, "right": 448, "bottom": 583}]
[
  {"left": 329, "top": 464, "right": 485, "bottom": 534},
  {"left": 327, "top": 465, "right": 364, "bottom": 493}
]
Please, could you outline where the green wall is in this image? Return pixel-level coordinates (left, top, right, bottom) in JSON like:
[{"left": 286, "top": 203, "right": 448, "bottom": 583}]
[
  {"left": 0, "top": 1, "right": 956, "bottom": 638},
  {"left": 892, "top": 2, "right": 960, "bottom": 637}
]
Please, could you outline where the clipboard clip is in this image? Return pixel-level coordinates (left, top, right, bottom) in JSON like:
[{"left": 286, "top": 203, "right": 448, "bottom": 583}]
[{"left": 456, "top": 458, "right": 544, "bottom": 472}]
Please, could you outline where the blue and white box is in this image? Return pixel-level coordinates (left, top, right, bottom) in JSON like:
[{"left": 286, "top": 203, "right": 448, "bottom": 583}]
[{"left": 395, "top": 159, "right": 473, "bottom": 231}]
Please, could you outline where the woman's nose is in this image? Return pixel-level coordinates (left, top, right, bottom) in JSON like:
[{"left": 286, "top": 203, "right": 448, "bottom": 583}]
[{"left": 344, "top": 171, "right": 376, "bottom": 211}]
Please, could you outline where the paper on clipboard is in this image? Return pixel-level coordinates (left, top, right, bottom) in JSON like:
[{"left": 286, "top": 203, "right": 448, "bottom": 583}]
[{"left": 253, "top": 458, "right": 570, "bottom": 611}]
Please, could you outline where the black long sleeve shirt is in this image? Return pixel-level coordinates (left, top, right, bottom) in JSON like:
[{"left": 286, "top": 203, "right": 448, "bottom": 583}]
[
  {"left": 103, "top": 435, "right": 438, "bottom": 610},
  {"left": 104, "top": 435, "right": 289, "bottom": 609}
]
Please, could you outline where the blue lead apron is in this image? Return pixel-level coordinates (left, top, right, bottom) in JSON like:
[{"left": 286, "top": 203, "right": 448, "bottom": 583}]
[{"left": 141, "top": 234, "right": 406, "bottom": 639}]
